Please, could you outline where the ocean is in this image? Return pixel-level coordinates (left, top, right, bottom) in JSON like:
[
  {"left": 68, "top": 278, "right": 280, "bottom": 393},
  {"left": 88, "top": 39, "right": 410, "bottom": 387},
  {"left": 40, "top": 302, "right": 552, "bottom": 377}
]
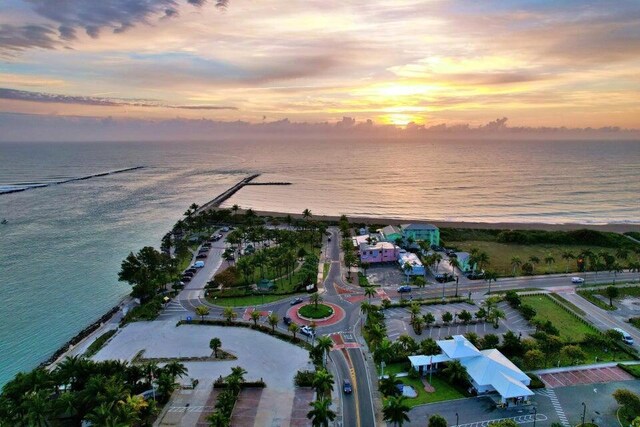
[{"left": 0, "top": 138, "right": 639, "bottom": 386}]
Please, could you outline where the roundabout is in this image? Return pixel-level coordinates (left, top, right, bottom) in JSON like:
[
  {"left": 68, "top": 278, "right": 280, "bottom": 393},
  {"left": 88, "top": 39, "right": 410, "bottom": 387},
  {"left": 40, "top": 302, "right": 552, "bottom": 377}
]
[{"left": 287, "top": 301, "right": 345, "bottom": 327}]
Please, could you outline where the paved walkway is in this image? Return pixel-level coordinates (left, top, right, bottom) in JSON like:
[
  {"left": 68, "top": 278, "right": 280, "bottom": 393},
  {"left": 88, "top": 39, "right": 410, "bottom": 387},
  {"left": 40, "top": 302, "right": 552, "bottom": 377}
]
[{"left": 539, "top": 365, "right": 633, "bottom": 388}]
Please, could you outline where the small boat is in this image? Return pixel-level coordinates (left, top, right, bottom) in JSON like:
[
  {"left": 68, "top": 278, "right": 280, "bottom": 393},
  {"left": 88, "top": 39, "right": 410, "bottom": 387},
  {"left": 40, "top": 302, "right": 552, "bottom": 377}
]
[{"left": 1, "top": 219, "right": 7, "bottom": 224}]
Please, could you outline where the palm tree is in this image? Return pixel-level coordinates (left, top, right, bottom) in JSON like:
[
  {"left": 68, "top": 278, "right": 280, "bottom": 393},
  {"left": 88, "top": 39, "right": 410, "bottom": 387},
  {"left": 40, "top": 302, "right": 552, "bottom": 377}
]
[
  {"left": 475, "top": 251, "right": 490, "bottom": 271},
  {"left": 379, "top": 372, "right": 402, "bottom": 397},
  {"left": 195, "top": 305, "right": 210, "bottom": 321},
  {"left": 544, "top": 254, "right": 555, "bottom": 272},
  {"left": 267, "top": 313, "right": 279, "bottom": 332},
  {"left": 373, "top": 338, "right": 393, "bottom": 364},
  {"left": 382, "top": 395, "right": 411, "bottom": 427},
  {"left": 155, "top": 372, "right": 177, "bottom": 403},
  {"left": 250, "top": 310, "right": 261, "bottom": 326},
  {"left": 164, "top": 361, "right": 188, "bottom": 379},
  {"left": 484, "top": 271, "right": 498, "bottom": 293},
  {"left": 409, "top": 303, "right": 421, "bottom": 322},
  {"left": 315, "top": 336, "right": 334, "bottom": 367},
  {"left": 605, "top": 285, "right": 620, "bottom": 307},
  {"left": 403, "top": 261, "right": 413, "bottom": 283},
  {"left": 510, "top": 256, "right": 522, "bottom": 275},
  {"left": 209, "top": 338, "right": 222, "bottom": 358},
  {"left": 448, "top": 258, "right": 461, "bottom": 296},
  {"left": 487, "top": 307, "right": 506, "bottom": 328},
  {"left": 422, "top": 312, "right": 435, "bottom": 329},
  {"left": 443, "top": 360, "right": 468, "bottom": 384},
  {"left": 411, "top": 315, "right": 425, "bottom": 334},
  {"left": 528, "top": 256, "right": 540, "bottom": 274},
  {"left": 312, "top": 369, "right": 335, "bottom": 398},
  {"left": 236, "top": 257, "right": 255, "bottom": 286},
  {"left": 231, "top": 204, "right": 239, "bottom": 215},
  {"left": 230, "top": 366, "right": 247, "bottom": 383},
  {"left": 561, "top": 251, "right": 575, "bottom": 273},
  {"left": 222, "top": 307, "right": 237, "bottom": 323},
  {"left": 433, "top": 253, "right": 442, "bottom": 273},
  {"left": 364, "top": 286, "right": 376, "bottom": 301},
  {"left": 289, "top": 322, "right": 300, "bottom": 339},
  {"left": 307, "top": 397, "right": 336, "bottom": 427},
  {"left": 310, "top": 292, "right": 323, "bottom": 309}
]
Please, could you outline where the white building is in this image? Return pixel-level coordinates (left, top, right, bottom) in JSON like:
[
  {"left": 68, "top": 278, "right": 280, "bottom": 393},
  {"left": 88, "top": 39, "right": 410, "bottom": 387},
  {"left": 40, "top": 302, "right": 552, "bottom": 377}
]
[
  {"left": 398, "top": 250, "right": 425, "bottom": 276},
  {"left": 408, "top": 335, "right": 533, "bottom": 406}
]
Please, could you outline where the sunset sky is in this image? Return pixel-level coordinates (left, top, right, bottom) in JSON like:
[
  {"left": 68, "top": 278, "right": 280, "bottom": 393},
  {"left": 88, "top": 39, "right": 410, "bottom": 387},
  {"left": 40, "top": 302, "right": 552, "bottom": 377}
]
[{"left": 1, "top": 0, "right": 639, "bottom": 128}]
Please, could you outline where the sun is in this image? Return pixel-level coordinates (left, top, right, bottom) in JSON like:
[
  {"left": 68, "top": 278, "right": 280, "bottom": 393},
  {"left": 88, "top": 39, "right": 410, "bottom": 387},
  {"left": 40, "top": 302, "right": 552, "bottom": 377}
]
[{"left": 382, "top": 113, "right": 422, "bottom": 127}]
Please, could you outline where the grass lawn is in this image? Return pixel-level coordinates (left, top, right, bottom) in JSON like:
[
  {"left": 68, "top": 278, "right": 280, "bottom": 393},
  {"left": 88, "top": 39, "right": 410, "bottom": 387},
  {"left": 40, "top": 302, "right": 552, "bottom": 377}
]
[
  {"left": 358, "top": 273, "right": 370, "bottom": 287},
  {"left": 207, "top": 293, "right": 296, "bottom": 307},
  {"left": 299, "top": 303, "right": 333, "bottom": 319},
  {"left": 323, "top": 262, "right": 330, "bottom": 281},
  {"left": 377, "top": 362, "right": 410, "bottom": 376},
  {"left": 520, "top": 294, "right": 595, "bottom": 342},
  {"left": 577, "top": 290, "right": 616, "bottom": 311},
  {"left": 399, "top": 375, "right": 466, "bottom": 407},
  {"left": 619, "top": 363, "right": 640, "bottom": 378},
  {"left": 447, "top": 240, "right": 628, "bottom": 276}
]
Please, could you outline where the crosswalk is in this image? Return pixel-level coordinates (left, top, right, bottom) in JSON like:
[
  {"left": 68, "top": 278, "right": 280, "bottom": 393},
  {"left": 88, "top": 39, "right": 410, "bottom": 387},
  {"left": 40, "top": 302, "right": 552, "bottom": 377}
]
[
  {"left": 536, "top": 389, "right": 569, "bottom": 426},
  {"left": 158, "top": 300, "right": 188, "bottom": 317}
]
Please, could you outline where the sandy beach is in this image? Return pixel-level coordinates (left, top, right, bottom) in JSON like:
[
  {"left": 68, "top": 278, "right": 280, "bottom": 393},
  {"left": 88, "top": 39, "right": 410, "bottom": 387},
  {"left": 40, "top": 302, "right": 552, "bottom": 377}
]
[{"left": 241, "top": 209, "right": 640, "bottom": 233}]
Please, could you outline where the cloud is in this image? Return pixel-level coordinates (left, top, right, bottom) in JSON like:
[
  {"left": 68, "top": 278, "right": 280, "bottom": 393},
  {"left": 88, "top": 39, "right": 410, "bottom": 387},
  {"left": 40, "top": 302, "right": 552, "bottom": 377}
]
[
  {"left": 1, "top": 0, "right": 230, "bottom": 54},
  {"left": 0, "top": 87, "right": 237, "bottom": 110},
  {"left": 0, "top": 24, "right": 60, "bottom": 55}
]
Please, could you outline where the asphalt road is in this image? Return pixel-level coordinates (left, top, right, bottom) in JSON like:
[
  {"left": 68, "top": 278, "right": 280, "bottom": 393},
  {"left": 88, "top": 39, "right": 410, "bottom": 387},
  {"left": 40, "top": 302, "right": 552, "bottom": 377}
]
[{"left": 331, "top": 349, "right": 357, "bottom": 427}]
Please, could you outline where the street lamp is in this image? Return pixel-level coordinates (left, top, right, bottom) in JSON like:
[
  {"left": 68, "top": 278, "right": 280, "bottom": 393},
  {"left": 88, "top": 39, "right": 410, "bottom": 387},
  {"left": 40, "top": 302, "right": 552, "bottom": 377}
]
[
  {"left": 533, "top": 407, "right": 537, "bottom": 427},
  {"left": 581, "top": 402, "right": 586, "bottom": 426},
  {"left": 455, "top": 412, "right": 459, "bottom": 427}
]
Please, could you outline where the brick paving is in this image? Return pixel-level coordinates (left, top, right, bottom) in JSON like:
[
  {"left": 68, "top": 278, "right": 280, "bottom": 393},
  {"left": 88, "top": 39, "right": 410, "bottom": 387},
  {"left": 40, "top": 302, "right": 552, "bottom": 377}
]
[{"left": 539, "top": 366, "right": 634, "bottom": 388}]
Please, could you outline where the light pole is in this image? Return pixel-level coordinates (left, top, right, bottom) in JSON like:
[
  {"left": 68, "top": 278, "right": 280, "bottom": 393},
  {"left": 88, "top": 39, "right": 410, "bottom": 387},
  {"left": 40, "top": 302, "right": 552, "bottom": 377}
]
[
  {"left": 581, "top": 402, "right": 586, "bottom": 426},
  {"left": 455, "top": 412, "right": 459, "bottom": 426},
  {"left": 533, "top": 406, "right": 537, "bottom": 427}
]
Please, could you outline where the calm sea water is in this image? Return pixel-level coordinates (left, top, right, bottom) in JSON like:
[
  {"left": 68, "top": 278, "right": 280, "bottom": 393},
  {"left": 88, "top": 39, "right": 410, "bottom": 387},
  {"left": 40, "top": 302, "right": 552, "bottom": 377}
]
[{"left": 0, "top": 138, "right": 639, "bottom": 386}]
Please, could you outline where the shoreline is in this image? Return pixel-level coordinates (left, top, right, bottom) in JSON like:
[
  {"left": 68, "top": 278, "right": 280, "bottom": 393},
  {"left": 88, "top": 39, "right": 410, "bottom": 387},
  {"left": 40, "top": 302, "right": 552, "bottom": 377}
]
[{"left": 239, "top": 209, "right": 640, "bottom": 233}]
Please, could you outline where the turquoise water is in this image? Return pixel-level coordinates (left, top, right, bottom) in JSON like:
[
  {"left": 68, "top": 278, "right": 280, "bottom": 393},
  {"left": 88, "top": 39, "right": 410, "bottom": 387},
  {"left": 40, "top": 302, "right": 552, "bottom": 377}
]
[{"left": 1, "top": 138, "right": 639, "bottom": 386}]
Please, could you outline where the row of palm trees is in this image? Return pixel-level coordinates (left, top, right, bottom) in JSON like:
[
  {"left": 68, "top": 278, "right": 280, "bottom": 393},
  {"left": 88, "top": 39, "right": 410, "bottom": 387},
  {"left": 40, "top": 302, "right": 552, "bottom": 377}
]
[
  {"left": 509, "top": 248, "right": 640, "bottom": 276},
  {"left": 0, "top": 355, "right": 187, "bottom": 426}
]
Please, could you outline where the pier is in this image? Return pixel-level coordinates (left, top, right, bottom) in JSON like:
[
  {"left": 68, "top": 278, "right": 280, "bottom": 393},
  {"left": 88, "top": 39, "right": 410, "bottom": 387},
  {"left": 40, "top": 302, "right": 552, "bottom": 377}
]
[{"left": 197, "top": 174, "right": 293, "bottom": 212}]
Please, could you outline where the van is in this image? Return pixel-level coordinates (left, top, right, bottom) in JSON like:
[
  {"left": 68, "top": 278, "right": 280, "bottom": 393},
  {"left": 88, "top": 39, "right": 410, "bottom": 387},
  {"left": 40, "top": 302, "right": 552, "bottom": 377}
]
[{"left": 614, "top": 328, "right": 634, "bottom": 345}]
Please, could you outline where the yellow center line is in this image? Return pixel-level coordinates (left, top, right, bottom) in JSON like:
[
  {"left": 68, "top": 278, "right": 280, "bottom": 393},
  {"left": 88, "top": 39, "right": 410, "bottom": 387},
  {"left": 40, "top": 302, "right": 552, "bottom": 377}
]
[{"left": 344, "top": 350, "right": 361, "bottom": 427}]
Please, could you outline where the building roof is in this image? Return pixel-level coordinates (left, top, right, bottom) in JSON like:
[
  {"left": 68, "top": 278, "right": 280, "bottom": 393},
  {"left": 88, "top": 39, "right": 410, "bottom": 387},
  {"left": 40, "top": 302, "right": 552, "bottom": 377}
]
[
  {"left": 398, "top": 251, "right": 423, "bottom": 267},
  {"left": 409, "top": 335, "right": 532, "bottom": 400},
  {"left": 380, "top": 225, "right": 402, "bottom": 236},
  {"left": 408, "top": 354, "right": 451, "bottom": 366},
  {"left": 359, "top": 241, "right": 397, "bottom": 251},
  {"left": 401, "top": 223, "right": 438, "bottom": 231},
  {"left": 437, "top": 335, "right": 481, "bottom": 359}
]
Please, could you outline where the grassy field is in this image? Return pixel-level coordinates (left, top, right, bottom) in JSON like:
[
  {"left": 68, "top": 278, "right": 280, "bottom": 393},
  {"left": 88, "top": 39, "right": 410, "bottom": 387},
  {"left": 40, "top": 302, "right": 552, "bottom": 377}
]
[
  {"left": 520, "top": 294, "right": 595, "bottom": 342},
  {"left": 577, "top": 290, "right": 616, "bottom": 311},
  {"left": 447, "top": 240, "right": 628, "bottom": 276},
  {"left": 377, "top": 362, "right": 410, "bottom": 376},
  {"left": 299, "top": 303, "right": 333, "bottom": 318},
  {"left": 400, "top": 375, "right": 466, "bottom": 407}
]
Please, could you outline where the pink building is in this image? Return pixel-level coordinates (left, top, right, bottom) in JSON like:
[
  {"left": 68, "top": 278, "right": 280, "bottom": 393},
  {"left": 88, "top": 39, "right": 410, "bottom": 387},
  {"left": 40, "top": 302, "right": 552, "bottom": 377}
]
[{"left": 358, "top": 241, "right": 400, "bottom": 263}]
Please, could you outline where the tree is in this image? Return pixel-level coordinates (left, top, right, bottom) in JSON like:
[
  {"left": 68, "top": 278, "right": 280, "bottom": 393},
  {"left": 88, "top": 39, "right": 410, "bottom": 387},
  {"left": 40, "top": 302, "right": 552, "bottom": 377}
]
[
  {"left": 155, "top": 372, "right": 177, "bottom": 403},
  {"left": 307, "top": 397, "right": 336, "bottom": 427},
  {"left": 605, "top": 285, "right": 620, "bottom": 307},
  {"left": 528, "top": 256, "right": 540, "bottom": 274},
  {"left": 310, "top": 292, "right": 323, "bottom": 309},
  {"left": 487, "top": 308, "right": 506, "bottom": 328},
  {"left": 544, "top": 254, "right": 556, "bottom": 271},
  {"left": 561, "top": 251, "right": 575, "bottom": 273},
  {"left": 524, "top": 349, "right": 545, "bottom": 370},
  {"left": 420, "top": 338, "right": 439, "bottom": 355},
  {"left": 422, "top": 312, "right": 435, "bottom": 329},
  {"left": 510, "top": 256, "right": 522, "bottom": 275},
  {"left": 222, "top": 307, "right": 237, "bottom": 323},
  {"left": 443, "top": 360, "right": 468, "bottom": 384},
  {"left": 411, "top": 315, "right": 425, "bottom": 335},
  {"left": 312, "top": 369, "right": 334, "bottom": 399},
  {"left": 267, "top": 313, "right": 279, "bottom": 332},
  {"left": 364, "top": 286, "right": 376, "bottom": 301},
  {"left": 315, "top": 336, "right": 334, "bottom": 367},
  {"left": 403, "top": 262, "right": 413, "bottom": 283},
  {"left": 560, "top": 345, "right": 586, "bottom": 365},
  {"left": 209, "top": 338, "right": 222, "bottom": 358},
  {"left": 475, "top": 307, "right": 487, "bottom": 320},
  {"left": 382, "top": 395, "right": 411, "bottom": 427},
  {"left": 428, "top": 414, "right": 448, "bottom": 427},
  {"left": 288, "top": 322, "right": 300, "bottom": 339},
  {"left": 373, "top": 338, "right": 393, "bottom": 364},
  {"left": 397, "top": 335, "right": 418, "bottom": 355},
  {"left": 250, "top": 310, "right": 261, "bottom": 326},
  {"left": 520, "top": 304, "right": 537, "bottom": 320},
  {"left": 458, "top": 310, "right": 472, "bottom": 324},
  {"left": 195, "top": 305, "right": 210, "bottom": 321},
  {"left": 164, "top": 361, "right": 188, "bottom": 379},
  {"left": 442, "top": 311, "right": 453, "bottom": 325},
  {"left": 379, "top": 373, "right": 402, "bottom": 396},
  {"left": 236, "top": 257, "right": 255, "bottom": 286},
  {"left": 613, "top": 388, "right": 640, "bottom": 417},
  {"left": 118, "top": 246, "right": 175, "bottom": 302},
  {"left": 409, "top": 303, "right": 421, "bottom": 322},
  {"left": 480, "top": 334, "right": 500, "bottom": 349}
]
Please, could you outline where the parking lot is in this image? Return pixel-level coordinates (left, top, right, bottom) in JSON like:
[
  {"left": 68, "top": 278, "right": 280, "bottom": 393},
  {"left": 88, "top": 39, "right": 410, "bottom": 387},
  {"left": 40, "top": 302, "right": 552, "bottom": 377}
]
[
  {"left": 366, "top": 264, "right": 408, "bottom": 287},
  {"left": 384, "top": 301, "right": 534, "bottom": 341}
]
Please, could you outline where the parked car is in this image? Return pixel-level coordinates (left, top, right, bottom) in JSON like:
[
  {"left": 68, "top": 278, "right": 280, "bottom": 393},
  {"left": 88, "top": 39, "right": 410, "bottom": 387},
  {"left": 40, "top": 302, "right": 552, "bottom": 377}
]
[
  {"left": 328, "top": 237, "right": 332, "bottom": 242},
  {"left": 283, "top": 316, "right": 292, "bottom": 326},
  {"left": 571, "top": 277, "right": 585, "bottom": 284},
  {"left": 445, "top": 250, "right": 456, "bottom": 256},
  {"left": 431, "top": 245, "right": 444, "bottom": 251},
  {"left": 186, "top": 268, "right": 197, "bottom": 274},
  {"left": 397, "top": 285, "right": 412, "bottom": 293},
  {"left": 300, "top": 325, "right": 315, "bottom": 337},
  {"left": 182, "top": 271, "right": 194, "bottom": 278},
  {"left": 193, "top": 261, "right": 205, "bottom": 268},
  {"left": 222, "top": 226, "right": 230, "bottom": 232},
  {"left": 343, "top": 380, "right": 352, "bottom": 394},
  {"left": 181, "top": 276, "right": 192, "bottom": 283},
  {"left": 196, "top": 253, "right": 208, "bottom": 259},
  {"left": 290, "top": 297, "right": 304, "bottom": 306},
  {"left": 435, "top": 273, "right": 455, "bottom": 283},
  {"left": 466, "top": 272, "right": 485, "bottom": 280},
  {"left": 201, "top": 243, "right": 211, "bottom": 248},
  {"left": 198, "top": 248, "right": 209, "bottom": 254}
]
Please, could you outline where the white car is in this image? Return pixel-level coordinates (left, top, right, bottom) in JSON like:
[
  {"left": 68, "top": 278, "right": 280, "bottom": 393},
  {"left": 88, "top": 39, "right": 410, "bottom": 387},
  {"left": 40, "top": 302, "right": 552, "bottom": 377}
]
[
  {"left": 571, "top": 277, "right": 585, "bottom": 284},
  {"left": 193, "top": 261, "right": 205, "bottom": 268},
  {"left": 300, "top": 326, "right": 316, "bottom": 337}
]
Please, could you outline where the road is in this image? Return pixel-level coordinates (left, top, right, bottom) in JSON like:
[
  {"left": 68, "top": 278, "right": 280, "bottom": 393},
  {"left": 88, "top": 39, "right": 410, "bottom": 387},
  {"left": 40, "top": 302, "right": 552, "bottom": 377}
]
[{"left": 162, "top": 225, "right": 640, "bottom": 426}]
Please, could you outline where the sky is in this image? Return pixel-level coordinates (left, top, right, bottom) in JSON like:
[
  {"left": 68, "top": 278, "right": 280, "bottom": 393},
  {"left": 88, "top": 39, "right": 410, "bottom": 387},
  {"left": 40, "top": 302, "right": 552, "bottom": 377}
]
[{"left": 1, "top": 0, "right": 640, "bottom": 131}]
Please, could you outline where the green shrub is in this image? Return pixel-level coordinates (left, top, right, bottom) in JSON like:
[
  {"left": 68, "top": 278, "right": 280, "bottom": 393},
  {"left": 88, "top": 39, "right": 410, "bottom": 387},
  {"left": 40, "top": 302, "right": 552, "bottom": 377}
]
[
  {"left": 84, "top": 329, "right": 116, "bottom": 358},
  {"left": 294, "top": 370, "right": 315, "bottom": 387}
]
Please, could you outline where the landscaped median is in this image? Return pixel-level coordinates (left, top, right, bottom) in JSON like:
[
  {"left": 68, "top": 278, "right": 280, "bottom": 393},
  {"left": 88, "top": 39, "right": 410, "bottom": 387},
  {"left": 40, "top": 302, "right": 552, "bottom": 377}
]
[{"left": 298, "top": 303, "right": 334, "bottom": 320}]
